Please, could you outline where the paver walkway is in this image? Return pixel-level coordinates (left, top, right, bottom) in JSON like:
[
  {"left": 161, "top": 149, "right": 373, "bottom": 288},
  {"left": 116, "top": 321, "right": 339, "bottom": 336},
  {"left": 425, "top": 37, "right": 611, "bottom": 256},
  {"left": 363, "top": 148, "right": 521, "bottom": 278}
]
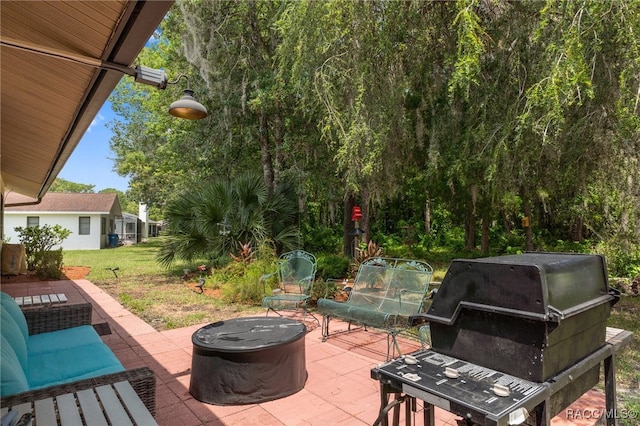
[{"left": 1, "top": 278, "right": 607, "bottom": 425}]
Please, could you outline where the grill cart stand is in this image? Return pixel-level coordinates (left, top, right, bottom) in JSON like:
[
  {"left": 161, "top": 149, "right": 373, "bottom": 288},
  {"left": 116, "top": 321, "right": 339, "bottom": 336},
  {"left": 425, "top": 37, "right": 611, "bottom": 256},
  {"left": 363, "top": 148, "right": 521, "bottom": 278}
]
[{"left": 371, "top": 327, "right": 633, "bottom": 426}]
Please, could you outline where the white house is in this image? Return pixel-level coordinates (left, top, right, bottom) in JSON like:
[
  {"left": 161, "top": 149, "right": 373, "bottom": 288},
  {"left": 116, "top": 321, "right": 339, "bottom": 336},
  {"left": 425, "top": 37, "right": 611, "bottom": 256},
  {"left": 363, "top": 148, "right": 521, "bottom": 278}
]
[
  {"left": 3, "top": 192, "right": 122, "bottom": 250},
  {"left": 137, "top": 203, "right": 162, "bottom": 239},
  {"left": 115, "top": 212, "right": 140, "bottom": 245}
]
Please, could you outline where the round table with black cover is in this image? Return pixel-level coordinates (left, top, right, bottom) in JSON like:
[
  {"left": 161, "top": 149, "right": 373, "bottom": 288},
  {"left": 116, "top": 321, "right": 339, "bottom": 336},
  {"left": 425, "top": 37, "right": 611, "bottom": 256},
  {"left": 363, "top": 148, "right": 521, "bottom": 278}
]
[{"left": 189, "top": 316, "right": 307, "bottom": 405}]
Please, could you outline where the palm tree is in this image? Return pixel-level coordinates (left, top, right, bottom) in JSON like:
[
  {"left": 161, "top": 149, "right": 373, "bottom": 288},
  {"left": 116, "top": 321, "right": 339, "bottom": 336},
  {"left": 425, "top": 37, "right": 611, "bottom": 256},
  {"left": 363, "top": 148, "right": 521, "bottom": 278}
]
[{"left": 157, "top": 173, "right": 300, "bottom": 266}]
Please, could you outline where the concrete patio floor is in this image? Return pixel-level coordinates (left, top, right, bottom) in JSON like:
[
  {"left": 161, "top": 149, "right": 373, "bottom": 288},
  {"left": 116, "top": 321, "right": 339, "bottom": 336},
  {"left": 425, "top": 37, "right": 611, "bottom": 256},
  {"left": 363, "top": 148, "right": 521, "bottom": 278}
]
[{"left": 1, "top": 278, "right": 608, "bottom": 425}]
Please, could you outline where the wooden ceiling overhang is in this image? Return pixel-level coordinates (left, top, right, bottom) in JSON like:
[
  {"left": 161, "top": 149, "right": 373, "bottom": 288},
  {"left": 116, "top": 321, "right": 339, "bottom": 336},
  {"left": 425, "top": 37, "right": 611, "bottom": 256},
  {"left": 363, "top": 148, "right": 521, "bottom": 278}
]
[{"left": 1, "top": 1, "right": 173, "bottom": 200}]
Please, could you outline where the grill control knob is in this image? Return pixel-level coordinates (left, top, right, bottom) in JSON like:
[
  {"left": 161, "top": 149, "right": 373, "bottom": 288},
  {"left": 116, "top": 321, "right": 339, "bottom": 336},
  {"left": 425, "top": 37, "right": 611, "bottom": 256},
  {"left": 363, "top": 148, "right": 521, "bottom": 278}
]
[
  {"left": 404, "top": 355, "right": 418, "bottom": 365},
  {"left": 493, "top": 384, "right": 510, "bottom": 397},
  {"left": 444, "top": 367, "right": 459, "bottom": 379}
]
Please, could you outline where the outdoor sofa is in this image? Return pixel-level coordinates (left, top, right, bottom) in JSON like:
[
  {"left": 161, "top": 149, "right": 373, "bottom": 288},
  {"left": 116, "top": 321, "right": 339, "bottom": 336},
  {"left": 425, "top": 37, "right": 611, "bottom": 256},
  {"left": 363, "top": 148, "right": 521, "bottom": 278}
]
[{"left": 0, "top": 292, "right": 156, "bottom": 414}]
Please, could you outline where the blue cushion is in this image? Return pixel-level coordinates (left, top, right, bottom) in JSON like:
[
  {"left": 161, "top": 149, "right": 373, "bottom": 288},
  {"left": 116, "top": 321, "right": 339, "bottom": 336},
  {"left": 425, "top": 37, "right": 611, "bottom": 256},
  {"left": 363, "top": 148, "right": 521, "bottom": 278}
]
[
  {"left": 0, "top": 292, "right": 29, "bottom": 341},
  {"left": 0, "top": 308, "right": 28, "bottom": 371},
  {"left": 1, "top": 335, "right": 29, "bottom": 396},
  {"left": 27, "top": 343, "right": 124, "bottom": 390},
  {"left": 28, "top": 325, "right": 104, "bottom": 356},
  {"left": 1, "top": 292, "right": 126, "bottom": 395}
]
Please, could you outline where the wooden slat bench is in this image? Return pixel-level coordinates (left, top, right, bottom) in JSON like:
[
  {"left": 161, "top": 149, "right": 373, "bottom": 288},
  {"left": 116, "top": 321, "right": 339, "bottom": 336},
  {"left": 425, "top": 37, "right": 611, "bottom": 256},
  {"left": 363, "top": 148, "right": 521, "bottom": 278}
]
[
  {"left": 15, "top": 293, "right": 67, "bottom": 307},
  {"left": 1, "top": 380, "right": 157, "bottom": 426}
]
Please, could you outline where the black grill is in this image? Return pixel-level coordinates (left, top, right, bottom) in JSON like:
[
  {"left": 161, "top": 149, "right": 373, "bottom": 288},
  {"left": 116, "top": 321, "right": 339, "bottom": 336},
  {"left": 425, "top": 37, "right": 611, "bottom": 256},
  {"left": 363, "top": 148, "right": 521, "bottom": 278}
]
[
  {"left": 416, "top": 252, "right": 619, "bottom": 382},
  {"left": 372, "top": 253, "right": 627, "bottom": 426}
]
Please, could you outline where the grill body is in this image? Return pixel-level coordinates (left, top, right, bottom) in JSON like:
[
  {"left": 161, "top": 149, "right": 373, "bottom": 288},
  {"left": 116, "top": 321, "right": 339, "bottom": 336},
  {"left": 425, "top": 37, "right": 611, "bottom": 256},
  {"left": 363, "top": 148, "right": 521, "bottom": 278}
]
[{"left": 420, "top": 252, "right": 619, "bottom": 382}]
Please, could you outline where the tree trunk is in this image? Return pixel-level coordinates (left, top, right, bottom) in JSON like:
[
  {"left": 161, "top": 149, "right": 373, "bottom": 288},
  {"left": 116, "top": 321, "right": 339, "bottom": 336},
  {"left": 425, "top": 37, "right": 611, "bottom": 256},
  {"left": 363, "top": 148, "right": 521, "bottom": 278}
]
[
  {"left": 573, "top": 216, "right": 584, "bottom": 242},
  {"left": 273, "top": 105, "right": 284, "bottom": 186},
  {"left": 327, "top": 200, "right": 337, "bottom": 226},
  {"left": 361, "top": 186, "right": 370, "bottom": 245},
  {"left": 343, "top": 194, "right": 356, "bottom": 257},
  {"left": 481, "top": 209, "right": 490, "bottom": 254},
  {"left": 522, "top": 192, "right": 534, "bottom": 251},
  {"left": 465, "top": 202, "right": 476, "bottom": 251},
  {"left": 465, "top": 184, "right": 478, "bottom": 251},
  {"left": 424, "top": 194, "right": 431, "bottom": 234},
  {"left": 503, "top": 211, "right": 512, "bottom": 234},
  {"left": 258, "top": 113, "right": 274, "bottom": 195}
]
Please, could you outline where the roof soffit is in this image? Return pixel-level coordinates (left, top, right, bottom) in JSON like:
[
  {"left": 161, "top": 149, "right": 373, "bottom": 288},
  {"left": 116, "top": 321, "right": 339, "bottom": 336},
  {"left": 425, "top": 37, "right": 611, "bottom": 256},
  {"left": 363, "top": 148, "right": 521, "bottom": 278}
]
[{"left": 1, "top": 1, "right": 174, "bottom": 199}]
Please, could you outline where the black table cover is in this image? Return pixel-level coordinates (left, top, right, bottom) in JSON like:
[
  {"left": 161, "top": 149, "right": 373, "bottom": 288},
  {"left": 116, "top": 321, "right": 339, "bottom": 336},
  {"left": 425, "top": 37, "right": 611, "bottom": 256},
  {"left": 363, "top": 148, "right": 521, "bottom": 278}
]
[{"left": 189, "top": 316, "right": 307, "bottom": 405}]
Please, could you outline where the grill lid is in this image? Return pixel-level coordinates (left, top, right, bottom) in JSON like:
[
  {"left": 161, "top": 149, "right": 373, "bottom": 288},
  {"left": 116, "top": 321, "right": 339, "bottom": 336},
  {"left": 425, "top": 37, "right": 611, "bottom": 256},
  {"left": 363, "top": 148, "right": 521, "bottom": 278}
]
[{"left": 419, "top": 252, "right": 619, "bottom": 325}]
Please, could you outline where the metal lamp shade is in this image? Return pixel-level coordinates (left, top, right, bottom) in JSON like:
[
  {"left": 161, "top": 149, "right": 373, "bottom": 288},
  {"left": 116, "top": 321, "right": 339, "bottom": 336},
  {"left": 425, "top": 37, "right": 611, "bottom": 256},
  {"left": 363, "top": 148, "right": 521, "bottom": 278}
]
[{"left": 169, "top": 89, "right": 208, "bottom": 120}]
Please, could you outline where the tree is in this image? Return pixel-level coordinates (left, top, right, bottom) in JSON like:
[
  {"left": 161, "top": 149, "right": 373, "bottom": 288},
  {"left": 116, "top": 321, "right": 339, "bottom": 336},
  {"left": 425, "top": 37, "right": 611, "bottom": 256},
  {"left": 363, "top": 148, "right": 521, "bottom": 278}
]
[
  {"left": 108, "top": 0, "right": 639, "bottom": 261},
  {"left": 98, "top": 188, "right": 131, "bottom": 213},
  {"left": 157, "top": 173, "right": 299, "bottom": 266},
  {"left": 276, "top": 0, "right": 447, "bottom": 253},
  {"left": 167, "top": 0, "right": 292, "bottom": 194},
  {"left": 49, "top": 178, "right": 95, "bottom": 193}
]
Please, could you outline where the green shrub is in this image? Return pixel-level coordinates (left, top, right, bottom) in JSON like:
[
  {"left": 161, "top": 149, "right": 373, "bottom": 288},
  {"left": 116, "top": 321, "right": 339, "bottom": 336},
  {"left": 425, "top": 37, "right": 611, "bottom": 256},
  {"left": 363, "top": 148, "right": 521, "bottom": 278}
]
[
  {"left": 220, "top": 259, "right": 272, "bottom": 304},
  {"left": 207, "top": 244, "right": 278, "bottom": 304},
  {"left": 596, "top": 241, "right": 640, "bottom": 278},
  {"left": 315, "top": 254, "right": 350, "bottom": 280},
  {"left": 33, "top": 249, "right": 64, "bottom": 279},
  {"left": 302, "top": 224, "right": 342, "bottom": 254},
  {"left": 13, "top": 224, "right": 71, "bottom": 271},
  {"left": 309, "top": 278, "right": 336, "bottom": 302},
  {"left": 380, "top": 243, "right": 411, "bottom": 258},
  {"left": 440, "top": 227, "right": 466, "bottom": 252},
  {"left": 549, "top": 239, "right": 591, "bottom": 254},
  {"left": 494, "top": 231, "right": 526, "bottom": 254}
]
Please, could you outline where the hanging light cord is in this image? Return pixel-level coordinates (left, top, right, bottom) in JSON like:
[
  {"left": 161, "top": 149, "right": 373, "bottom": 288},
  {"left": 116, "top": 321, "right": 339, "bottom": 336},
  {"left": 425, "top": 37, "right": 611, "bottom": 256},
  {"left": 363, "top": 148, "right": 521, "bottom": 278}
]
[{"left": 1, "top": 36, "right": 137, "bottom": 76}]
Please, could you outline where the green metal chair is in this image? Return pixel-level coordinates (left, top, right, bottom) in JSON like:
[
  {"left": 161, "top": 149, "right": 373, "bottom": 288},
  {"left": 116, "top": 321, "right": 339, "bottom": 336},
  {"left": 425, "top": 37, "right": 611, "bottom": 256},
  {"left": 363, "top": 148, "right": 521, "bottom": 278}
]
[{"left": 261, "top": 250, "right": 319, "bottom": 324}]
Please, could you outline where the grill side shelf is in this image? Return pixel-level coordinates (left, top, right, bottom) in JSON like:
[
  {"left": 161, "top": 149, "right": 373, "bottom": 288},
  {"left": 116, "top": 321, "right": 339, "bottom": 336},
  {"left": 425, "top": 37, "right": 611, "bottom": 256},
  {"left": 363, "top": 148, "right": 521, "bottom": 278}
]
[
  {"left": 371, "top": 327, "right": 632, "bottom": 426},
  {"left": 371, "top": 350, "right": 548, "bottom": 423}
]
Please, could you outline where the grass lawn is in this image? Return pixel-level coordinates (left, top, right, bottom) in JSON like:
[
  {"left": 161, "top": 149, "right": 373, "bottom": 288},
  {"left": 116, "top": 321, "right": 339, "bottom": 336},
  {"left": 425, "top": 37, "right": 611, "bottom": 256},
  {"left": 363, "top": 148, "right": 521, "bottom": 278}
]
[
  {"left": 63, "top": 238, "right": 263, "bottom": 330},
  {"left": 62, "top": 238, "right": 639, "bottom": 418}
]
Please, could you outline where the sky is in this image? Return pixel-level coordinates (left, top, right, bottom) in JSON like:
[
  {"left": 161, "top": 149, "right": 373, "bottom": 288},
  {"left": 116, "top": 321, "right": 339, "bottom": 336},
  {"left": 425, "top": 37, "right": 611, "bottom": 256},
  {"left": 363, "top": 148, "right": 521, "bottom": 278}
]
[
  {"left": 59, "top": 33, "right": 164, "bottom": 194},
  {"left": 58, "top": 101, "right": 130, "bottom": 193}
]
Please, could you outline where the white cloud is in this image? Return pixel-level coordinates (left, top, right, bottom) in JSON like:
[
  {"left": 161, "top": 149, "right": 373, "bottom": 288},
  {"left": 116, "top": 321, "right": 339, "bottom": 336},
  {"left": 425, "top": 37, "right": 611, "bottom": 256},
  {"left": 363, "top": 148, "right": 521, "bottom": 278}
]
[{"left": 87, "top": 112, "right": 105, "bottom": 132}]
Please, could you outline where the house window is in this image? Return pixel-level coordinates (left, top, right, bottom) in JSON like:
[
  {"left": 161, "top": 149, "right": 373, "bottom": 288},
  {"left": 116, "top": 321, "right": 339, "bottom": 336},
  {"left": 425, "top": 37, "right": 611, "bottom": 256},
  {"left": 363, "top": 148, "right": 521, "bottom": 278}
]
[
  {"left": 26, "top": 216, "right": 39, "bottom": 228},
  {"left": 101, "top": 217, "right": 106, "bottom": 235},
  {"left": 79, "top": 217, "right": 91, "bottom": 235}
]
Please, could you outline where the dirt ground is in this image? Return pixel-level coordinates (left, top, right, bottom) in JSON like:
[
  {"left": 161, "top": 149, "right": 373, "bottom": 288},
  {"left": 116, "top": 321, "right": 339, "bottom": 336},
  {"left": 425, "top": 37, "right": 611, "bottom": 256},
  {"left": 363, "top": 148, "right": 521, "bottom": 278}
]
[
  {"left": 0, "top": 266, "right": 91, "bottom": 283},
  {"left": 182, "top": 280, "right": 222, "bottom": 298},
  {"left": 1, "top": 265, "right": 223, "bottom": 299}
]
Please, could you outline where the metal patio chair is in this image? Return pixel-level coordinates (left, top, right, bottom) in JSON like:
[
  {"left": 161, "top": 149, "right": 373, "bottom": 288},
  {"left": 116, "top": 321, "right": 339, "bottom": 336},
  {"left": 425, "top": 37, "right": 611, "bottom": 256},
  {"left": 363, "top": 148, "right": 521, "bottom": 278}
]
[{"left": 261, "top": 250, "right": 319, "bottom": 324}]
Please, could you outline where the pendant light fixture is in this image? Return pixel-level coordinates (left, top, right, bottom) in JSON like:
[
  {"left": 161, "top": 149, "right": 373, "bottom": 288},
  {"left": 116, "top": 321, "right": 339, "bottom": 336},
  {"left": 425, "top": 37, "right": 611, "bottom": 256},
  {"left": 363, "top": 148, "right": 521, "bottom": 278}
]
[
  {"left": 167, "top": 75, "right": 208, "bottom": 120},
  {"left": 135, "top": 66, "right": 208, "bottom": 120}
]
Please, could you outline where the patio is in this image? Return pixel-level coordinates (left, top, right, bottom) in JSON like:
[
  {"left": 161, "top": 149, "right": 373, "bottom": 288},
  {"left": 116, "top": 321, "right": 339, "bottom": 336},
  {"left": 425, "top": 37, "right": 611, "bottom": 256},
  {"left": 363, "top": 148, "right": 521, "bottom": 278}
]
[{"left": 1, "top": 278, "right": 607, "bottom": 426}]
